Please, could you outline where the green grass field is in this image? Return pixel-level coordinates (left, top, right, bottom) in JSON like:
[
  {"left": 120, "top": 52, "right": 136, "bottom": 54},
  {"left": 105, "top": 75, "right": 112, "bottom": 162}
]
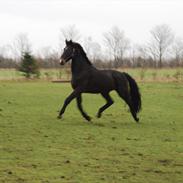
[{"left": 0, "top": 81, "right": 183, "bottom": 183}]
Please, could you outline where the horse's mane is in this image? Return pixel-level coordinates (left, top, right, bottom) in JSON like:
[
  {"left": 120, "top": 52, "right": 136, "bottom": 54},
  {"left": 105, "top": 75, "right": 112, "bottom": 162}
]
[{"left": 74, "top": 43, "right": 92, "bottom": 65}]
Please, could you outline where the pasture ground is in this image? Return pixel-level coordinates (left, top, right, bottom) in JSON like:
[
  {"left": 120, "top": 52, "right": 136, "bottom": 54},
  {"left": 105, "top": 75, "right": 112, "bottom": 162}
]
[{"left": 0, "top": 81, "right": 183, "bottom": 183}]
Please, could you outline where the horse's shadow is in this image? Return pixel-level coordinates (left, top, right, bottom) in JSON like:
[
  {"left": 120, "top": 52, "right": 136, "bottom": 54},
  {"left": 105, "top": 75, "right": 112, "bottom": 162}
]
[{"left": 57, "top": 117, "right": 142, "bottom": 129}]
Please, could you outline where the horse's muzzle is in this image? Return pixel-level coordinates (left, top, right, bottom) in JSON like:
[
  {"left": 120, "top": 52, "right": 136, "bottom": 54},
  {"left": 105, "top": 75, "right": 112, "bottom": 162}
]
[{"left": 60, "top": 59, "right": 66, "bottom": 65}]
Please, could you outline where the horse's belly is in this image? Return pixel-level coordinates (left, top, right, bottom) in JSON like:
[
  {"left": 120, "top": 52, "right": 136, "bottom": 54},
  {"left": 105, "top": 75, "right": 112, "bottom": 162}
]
[{"left": 86, "top": 77, "right": 115, "bottom": 93}]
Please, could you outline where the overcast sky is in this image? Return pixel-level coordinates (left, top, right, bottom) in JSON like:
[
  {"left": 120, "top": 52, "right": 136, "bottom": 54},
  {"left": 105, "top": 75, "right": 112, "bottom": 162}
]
[{"left": 0, "top": 0, "right": 183, "bottom": 51}]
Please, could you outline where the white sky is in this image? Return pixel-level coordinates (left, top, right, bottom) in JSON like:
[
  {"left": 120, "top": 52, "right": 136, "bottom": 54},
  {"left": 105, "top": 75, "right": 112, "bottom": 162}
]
[{"left": 0, "top": 0, "right": 183, "bottom": 51}]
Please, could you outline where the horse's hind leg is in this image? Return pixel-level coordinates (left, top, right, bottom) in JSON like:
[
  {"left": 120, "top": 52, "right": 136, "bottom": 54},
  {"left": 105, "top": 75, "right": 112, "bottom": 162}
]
[
  {"left": 97, "top": 92, "right": 114, "bottom": 118},
  {"left": 116, "top": 86, "right": 139, "bottom": 122},
  {"left": 76, "top": 95, "right": 91, "bottom": 121}
]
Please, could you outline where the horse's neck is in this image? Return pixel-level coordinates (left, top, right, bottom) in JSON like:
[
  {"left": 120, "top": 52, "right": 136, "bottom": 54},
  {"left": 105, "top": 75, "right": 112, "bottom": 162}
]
[{"left": 71, "top": 55, "right": 91, "bottom": 75}]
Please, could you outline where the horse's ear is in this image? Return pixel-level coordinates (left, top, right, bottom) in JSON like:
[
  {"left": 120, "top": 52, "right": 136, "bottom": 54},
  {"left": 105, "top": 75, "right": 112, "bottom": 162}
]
[
  {"left": 65, "top": 39, "right": 73, "bottom": 46},
  {"left": 65, "top": 39, "right": 69, "bottom": 45},
  {"left": 67, "top": 40, "right": 73, "bottom": 45}
]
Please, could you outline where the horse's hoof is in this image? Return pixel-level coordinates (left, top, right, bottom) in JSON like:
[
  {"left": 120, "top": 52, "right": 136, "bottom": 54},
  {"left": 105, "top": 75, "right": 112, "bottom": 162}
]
[
  {"left": 135, "top": 117, "right": 139, "bottom": 123},
  {"left": 57, "top": 115, "right": 62, "bottom": 119},
  {"left": 96, "top": 113, "right": 101, "bottom": 118},
  {"left": 85, "top": 116, "right": 92, "bottom": 121}
]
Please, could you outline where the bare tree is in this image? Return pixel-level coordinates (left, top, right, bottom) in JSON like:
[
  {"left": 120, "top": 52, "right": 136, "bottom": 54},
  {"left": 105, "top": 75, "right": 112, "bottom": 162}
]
[
  {"left": 0, "top": 46, "right": 6, "bottom": 58},
  {"left": 37, "top": 46, "right": 54, "bottom": 59},
  {"left": 172, "top": 37, "right": 183, "bottom": 66},
  {"left": 36, "top": 46, "right": 60, "bottom": 68},
  {"left": 83, "top": 36, "right": 102, "bottom": 62},
  {"left": 11, "top": 33, "right": 32, "bottom": 61},
  {"left": 103, "top": 26, "right": 130, "bottom": 68},
  {"left": 147, "top": 42, "right": 159, "bottom": 67},
  {"left": 136, "top": 44, "right": 149, "bottom": 67},
  {"left": 129, "top": 44, "right": 137, "bottom": 68},
  {"left": 149, "top": 24, "right": 174, "bottom": 68},
  {"left": 60, "top": 25, "right": 80, "bottom": 42}
]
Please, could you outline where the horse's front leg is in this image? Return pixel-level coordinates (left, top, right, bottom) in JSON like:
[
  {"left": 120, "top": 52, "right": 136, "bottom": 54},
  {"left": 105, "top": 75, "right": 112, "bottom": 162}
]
[
  {"left": 58, "top": 88, "right": 82, "bottom": 119},
  {"left": 76, "top": 94, "right": 91, "bottom": 121}
]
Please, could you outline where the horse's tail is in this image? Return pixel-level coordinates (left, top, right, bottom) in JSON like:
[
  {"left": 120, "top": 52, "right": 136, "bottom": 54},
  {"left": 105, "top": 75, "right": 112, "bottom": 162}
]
[{"left": 124, "top": 73, "right": 141, "bottom": 113}]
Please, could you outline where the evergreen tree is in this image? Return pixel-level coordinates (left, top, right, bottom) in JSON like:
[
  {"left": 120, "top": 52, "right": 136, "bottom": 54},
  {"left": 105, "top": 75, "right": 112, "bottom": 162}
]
[{"left": 19, "top": 52, "right": 40, "bottom": 78}]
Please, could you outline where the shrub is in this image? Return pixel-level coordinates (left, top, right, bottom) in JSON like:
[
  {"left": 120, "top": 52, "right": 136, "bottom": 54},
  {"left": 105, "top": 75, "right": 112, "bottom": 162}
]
[
  {"left": 173, "top": 70, "right": 181, "bottom": 81},
  {"left": 19, "top": 52, "right": 40, "bottom": 78}
]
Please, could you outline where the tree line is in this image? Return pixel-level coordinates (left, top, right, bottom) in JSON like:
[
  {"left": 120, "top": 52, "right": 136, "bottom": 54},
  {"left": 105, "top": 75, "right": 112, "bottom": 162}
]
[{"left": 0, "top": 24, "right": 183, "bottom": 70}]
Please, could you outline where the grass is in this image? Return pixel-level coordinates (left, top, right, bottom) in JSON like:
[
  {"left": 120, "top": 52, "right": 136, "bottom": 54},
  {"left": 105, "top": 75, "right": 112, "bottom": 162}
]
[
  {"left": 120, "top": 68, "right": 183, "bottom": 82},
  {"left": 0, "top": 81, "right": 183, "bottom": 183},
  {"left": 0, "top": 69, "right": 71, "bottom": 81}
]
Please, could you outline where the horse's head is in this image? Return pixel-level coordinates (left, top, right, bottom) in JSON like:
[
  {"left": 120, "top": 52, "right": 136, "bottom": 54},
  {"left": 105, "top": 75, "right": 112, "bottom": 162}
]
[
  {"left": 60, "top": 40, "right": 76, "bottom": 65},
  {"left": 60, "top": 40, "right": 91, "bottom": 66}
]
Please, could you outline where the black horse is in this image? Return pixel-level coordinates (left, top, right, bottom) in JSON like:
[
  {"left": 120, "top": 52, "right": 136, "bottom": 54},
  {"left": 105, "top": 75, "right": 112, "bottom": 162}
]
[{"left": 58, "top": 40, "right": 141, "bottom": 122}]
